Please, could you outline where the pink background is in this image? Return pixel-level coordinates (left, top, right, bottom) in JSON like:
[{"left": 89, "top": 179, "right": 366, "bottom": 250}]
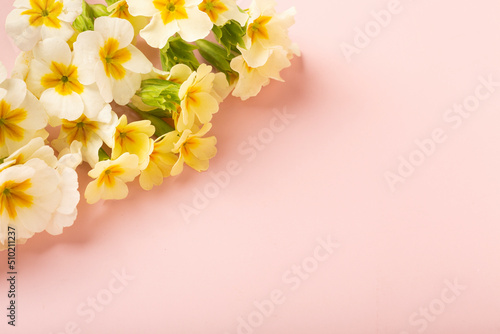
[{"left": 2, "top": 0, "right": 500, "bottom": 333}]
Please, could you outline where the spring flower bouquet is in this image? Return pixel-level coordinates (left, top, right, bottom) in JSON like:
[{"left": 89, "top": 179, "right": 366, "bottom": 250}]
[{"left": 0, "top": 0, "right": 299, "bottom": 249}]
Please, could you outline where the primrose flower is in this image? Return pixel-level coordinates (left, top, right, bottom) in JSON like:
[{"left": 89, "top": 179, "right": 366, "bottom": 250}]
[
  {"left": 52, "top": 104, "right": 118, "bottom": 167},
  {"left": 239, "top": 0, "right": 296, "bottom": 68},
  {"left": 73, "top": 16, "right": 153, "bottom": 105},
  {"left": 26, "top": 37, "right": 107, "bottom": 122},
  {"left": 177, "top": 64, "right": 220, "bottom": 131},
  {"left": 11, "top": 51, "right": 34, "bottom": 82},
  {"left": 112, "top": 115, "right": 155, "bottom": 169},
  {"left": 85, "top": 152, "right": 141, "bottom": 204},
  {"left": 0, "top": 150, "right": 80, "bottom": 248},
  {"left": 127, "top": 0, "right": 213, "bottom": 48},
  {"left": 171, "top": 123, "right": 217, "bottom": 176},
  {"left": 107, "top": 0, "right": 149, "bottom": 36},
  {"left": 139, "top": 131, "right": 178, "bottom": 190},
  {"left": 0, "top": 78, "right": 47, "bottom": 159},
  {"left": 230, "top": 48, "right": 290, "bottom": 100},
  {"left": 198, "top": 0, "right": 248, "bottom": 26},
  {"left": 6, "top": 0, "right": 82, "bottom": 51}
]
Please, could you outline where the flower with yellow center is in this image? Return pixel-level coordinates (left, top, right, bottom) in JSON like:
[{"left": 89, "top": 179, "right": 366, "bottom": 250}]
[
  {"left": 108, "top": 0, "right": 149, "bottom": 36},
  {"left": 230, "top": 48, "right": 291, "bottom": 100},
  {"left": 6, "top": 0, "right": 82, "bottom": 51},
  {"left": 112, "top": 115, "right": 155, "bottom": 170},
  {"left": 27, "top": 37, "right": 107, "bottom": 122},
  {"left": 0, "top": 156, "right": 79, "bottom": 248},
  {"left": 0, "top": 78, "right": 47, "bottom": 159},
  {"left": 73, "top": 17, "right": 153, "bottom": 105},
  {"left": 139, "top": 131, "right": 178, "bottom": 190},
  {"left": 170, "top": 123, "right": 217, "bottom": 176},
  {"left": 198, "top": 0, "right": 248, "bottom": 26},
  {"left": 177, "top": 64, "right": 221, "bottom": 131},
  {"left": 0, "top": 138, "right": 81, "bottom": 239},
  {"left": 85, "top": 152, "right": 141, "bottom": 204},
  {"left": 127, "top": 0, "right": 213, "bottom": 48},
  {"left": 239, "top": 0, "right": 297, "bottom": 68},
  {"left": 52, "top": 104, "right": 118, "bottom": 167}
]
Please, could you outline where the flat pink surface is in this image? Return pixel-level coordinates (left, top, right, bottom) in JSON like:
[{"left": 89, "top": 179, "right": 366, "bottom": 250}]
[{"left": 2, "top": 0, "right": 500, "bottom": 333}]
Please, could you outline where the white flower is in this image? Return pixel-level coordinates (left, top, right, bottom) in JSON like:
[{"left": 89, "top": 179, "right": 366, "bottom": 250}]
[
  {"left": 0, "top": 152, "right": 80, "bottom": 248},
  {"left": 73, "top": 17, "right": 153, "bottom": 105},
  {"left": 52, "top": 104, "right": 118, "bottom": 167},
  {"left": 85, "top": 152, "right": 141, "bottom": 204},
  {"left": 239, "top": 0, "right": 296, "bottom": 68},
  {"left": 0, "top": 137, "right": 57, "bottom": 172},
  {"left": 11, "top": 51, "right": 34, "bottom": 82},
  {"left": 0, "top": 78, "right": 47, "bottom": 158},
  {"left": 6, "top": 0, "right": 82, "bottom": 51},
  {"left": 198, "top": 0, "right": 248, "bottom": 26},
  {"left": 26, "top": 37, "right": 107, "bottom": 122},
  {"left": 127, "top": 0, "right": 213, "bottom": 48},
  {"left": 0, "top": 61, "right": 7, "bottom": 101},
  {"left": 230, "top": 48, "right": 291, "bottom": 100}
]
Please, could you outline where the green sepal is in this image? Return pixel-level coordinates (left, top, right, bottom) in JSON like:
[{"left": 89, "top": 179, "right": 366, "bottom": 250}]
[
  {"left": 212, "top": 20, "right": 247, "bottom": 56},
  {"left": 73, "top": 1, "right": 110, "bottom": 32},
  {"left": 105, "top": 0, "right": 120, "bottom": 5},
  {"left": 128, "top": 104, "right": 175, "bottom": 137},
  {"left": 138, "top": 79, "right": 181, "bottom": 112},
  {"left": 196, "top": 39, "right": 236, "bottom": 81},
  {"left": 98, "top": 148, "right": 110, "bottom": 161},
  {"left": 160, "top": 37, "right": 200, "bottom": 72}
]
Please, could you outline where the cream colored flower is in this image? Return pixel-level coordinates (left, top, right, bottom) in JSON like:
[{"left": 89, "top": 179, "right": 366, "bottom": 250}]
[
  {"left": 177, "top": 64, "right": 220, "bottom": 131},
  {"left": 139, "top": 131, "right": 178, "bottom": 190},
  {"left": 198, "top": 0, "right": 248, "bottom": 26},
  {"left": 0, "top": 78, "right": 47, "bottom": 158},
  {"left": 0, "top": 153, "right": 80, "bottom": 248},
  {"left": 239, "top": 0, "right": 296, "bottom": 68},
  {"left": 112, "top": 115, "right": 155, "bottom": 169},
  {"left": 27, "top": 37, "right": 107, "bottom": 122},
  {"left": 6, "top": 0, "right": 82, "bottom": 51},
  {"left": 11, "top": 51, "right": 34, "bottom": 82},
  {"left": 73, "top": 16, "right": 153, "bottom": 105},
  {"left": 127, "top": 0, "right": 213, "bottom": 48},
  {"left": 230, "top": 48, "right": 290, "bottom": 100},
  {"left": 0, "top": 137, "right": 57, "bottom": 172},
  {"left": 52, "top": 104, "right": 118, "bottom": 167},
  {"left": 171, "top": 123, "right": 216, "bottom": 175},
  {"left": 108, "top": 0, "right": 149, "bottom": 36},
  {"left": 85, "top": 152, "right": 141, "bottom": 204}
]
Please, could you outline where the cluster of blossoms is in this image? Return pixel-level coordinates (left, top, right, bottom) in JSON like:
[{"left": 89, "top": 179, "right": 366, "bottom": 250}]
[{"left": 0, "top": 0, "right": 299, "bottom": 248}]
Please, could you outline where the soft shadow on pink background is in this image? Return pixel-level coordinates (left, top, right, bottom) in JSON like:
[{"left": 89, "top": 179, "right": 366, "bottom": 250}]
[{"left": 1, "top": 0, "right": 500, "bottom": 333}]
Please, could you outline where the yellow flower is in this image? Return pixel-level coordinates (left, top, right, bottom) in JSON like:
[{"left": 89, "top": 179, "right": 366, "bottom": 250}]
[
  {"left": 139, "top": 132, "right": 178, "bottom": 190},
  {"left": 171, "top": 123, "right": 217, "bottom": 176},
  {"left": 177, "top": 64, "right": 220, "bottom": 131},
  {"left": 85, "top": 153, "right": 141, "bottom": 204},
  {"left": 112, "top": 115, "right": 155, "bottom": 169},
  {"left": 198, "top": 0, "right": 247, "bottom": 26}
]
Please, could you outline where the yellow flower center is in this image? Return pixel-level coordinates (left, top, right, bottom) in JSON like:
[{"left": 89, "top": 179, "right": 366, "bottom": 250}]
[
  {"left": 0, "top": 100, "right": 27, "bottom": 146},
  {"left": 97, "top": 166, "right": 124, "bottom": 187},
  {"left": 41, "top": 62, "right": 84, "bottom": 96},
  {"left": 248, "top": 16, "right": 272, "bottom": 43},
  {"left": 0, "top": 180, "right": 33, "bottom": 219},
  {"left": 99, "top": 38, "right": 132, "bottom": 80},
  {"left": 198, "top": 0, "right": 228, "bottom": 23},
  {"left": 61, "top": 115, "right": 98, "bottom": 146},
  {"left": 21, "top": 0, "right": 63, "bottom": 28},
  {"left": 110, "top": 1, "right": 132, "bottom": 20},
  {"left": 153, "top": 0, "right": 188, "bottom": 25}
]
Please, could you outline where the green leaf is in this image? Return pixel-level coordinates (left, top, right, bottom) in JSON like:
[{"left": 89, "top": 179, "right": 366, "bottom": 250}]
[
  {"left": 98, "top": 148, "right": 110, "bottom": 161},
  {"left": 160, "top": 37, "right": 200, "bottom": 71},
  {"left": 105, "top": 0, "right": 120, "bottom": 5},
  {"left": 212, "top": 20, "right": 247, "bottom": 56}
]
